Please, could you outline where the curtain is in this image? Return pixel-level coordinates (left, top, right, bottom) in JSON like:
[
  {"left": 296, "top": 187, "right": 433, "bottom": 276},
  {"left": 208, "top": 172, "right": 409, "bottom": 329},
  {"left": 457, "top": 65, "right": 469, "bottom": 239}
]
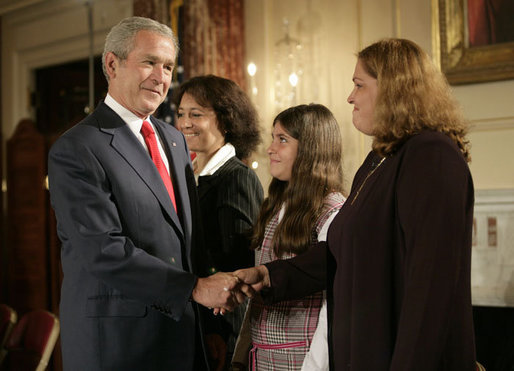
[
  {"left": 135, "top": 0, "right": 246, "bottom": 124},
  {"left": 134, "top": 0, "right": 169, "bottom": 24},
  {"left": 182, "top": 0, "right": 246, "bottom": 90}
]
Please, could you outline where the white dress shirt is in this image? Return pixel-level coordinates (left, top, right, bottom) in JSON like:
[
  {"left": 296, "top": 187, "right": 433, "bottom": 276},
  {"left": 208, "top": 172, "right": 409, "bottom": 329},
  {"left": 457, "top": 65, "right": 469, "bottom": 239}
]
[{"left": 104, "top": 93, "right": 170, "bottom": 172}]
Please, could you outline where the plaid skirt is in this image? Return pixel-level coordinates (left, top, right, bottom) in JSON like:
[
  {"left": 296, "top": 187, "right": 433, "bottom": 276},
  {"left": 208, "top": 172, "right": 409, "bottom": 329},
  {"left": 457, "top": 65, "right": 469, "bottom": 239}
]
[{"left": 250, "top": 340, "right": 309, "bottom": 371}]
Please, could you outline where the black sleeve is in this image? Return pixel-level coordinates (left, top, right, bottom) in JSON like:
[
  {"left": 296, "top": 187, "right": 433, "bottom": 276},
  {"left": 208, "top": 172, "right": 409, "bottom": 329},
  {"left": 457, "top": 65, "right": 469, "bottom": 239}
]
[
  {"left": 216, "top": 167, "right": 263, "bottom": 271},
  {"left": 391, "top": 133, "right": 474, "bottom": 370},
  {"left": 262, "top": 242, "right": 328, "bottom": 303}
]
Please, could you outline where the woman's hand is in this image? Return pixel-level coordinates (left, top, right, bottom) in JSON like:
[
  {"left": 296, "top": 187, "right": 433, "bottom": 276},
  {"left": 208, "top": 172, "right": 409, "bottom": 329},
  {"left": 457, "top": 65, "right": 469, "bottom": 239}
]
[{"left": 234, "top": 265, "right": 271, "bottom": 292}]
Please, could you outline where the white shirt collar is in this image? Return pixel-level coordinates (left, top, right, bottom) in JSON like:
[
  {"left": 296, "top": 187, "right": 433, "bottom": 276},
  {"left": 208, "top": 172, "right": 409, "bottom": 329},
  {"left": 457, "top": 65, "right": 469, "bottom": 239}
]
[
  {"left": 103, "top": 94, "right": 170, "bottom": 171},
  {"left": 196, "top": 143, "right": 236, "bottom": 178},
  {"left": 104, "top": 93, "right": 149, "bottom": 134}
]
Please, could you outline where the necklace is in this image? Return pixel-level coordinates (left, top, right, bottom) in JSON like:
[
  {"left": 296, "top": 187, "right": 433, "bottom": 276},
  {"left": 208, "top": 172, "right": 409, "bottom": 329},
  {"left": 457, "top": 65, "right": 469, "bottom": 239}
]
[{"left": 350, "top": 157, "right": 386, "bottom": 205}]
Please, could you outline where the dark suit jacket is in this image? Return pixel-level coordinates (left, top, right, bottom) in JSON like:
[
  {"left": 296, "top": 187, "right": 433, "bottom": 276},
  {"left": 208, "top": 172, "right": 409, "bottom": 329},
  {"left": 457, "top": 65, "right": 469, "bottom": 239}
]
[{"left": 48, "top": 102, "right": 207, "bottom": 370}]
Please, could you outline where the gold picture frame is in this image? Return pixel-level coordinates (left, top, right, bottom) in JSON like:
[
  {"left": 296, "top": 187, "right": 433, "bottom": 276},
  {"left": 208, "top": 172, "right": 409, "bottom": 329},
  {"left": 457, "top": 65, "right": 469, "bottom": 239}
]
[{"left": 437, "top": 0, "right": 514, "bottom": 85}]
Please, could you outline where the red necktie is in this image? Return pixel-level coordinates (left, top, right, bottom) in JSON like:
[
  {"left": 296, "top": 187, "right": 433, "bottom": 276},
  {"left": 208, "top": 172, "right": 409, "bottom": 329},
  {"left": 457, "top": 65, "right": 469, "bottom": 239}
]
[{"left": 141, "top": 120, "right": 177, "bottom": 212}]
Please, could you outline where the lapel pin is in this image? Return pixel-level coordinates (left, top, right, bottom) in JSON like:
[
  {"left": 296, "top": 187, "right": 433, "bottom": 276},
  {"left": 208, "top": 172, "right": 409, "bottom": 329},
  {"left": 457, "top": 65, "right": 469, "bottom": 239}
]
[{"left": 172, "top": 142, "right": 176, "bottom": 147}]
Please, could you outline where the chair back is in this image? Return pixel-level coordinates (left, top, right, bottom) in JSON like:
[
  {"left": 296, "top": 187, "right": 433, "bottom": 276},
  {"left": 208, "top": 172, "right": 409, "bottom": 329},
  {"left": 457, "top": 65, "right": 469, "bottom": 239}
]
[
  {"left": 0, "top": 304, "right": 18, "bottom": 364},
  {"left": 4, "top": 310, "right": 60, "bottom": 371}
]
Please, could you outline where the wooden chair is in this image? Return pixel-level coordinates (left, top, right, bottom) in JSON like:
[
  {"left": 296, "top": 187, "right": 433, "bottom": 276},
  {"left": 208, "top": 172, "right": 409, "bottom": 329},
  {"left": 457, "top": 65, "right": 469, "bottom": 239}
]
[
  {"left": 2, "top": 310, "right": 60, "bottom": 371},
  {"left": 0, "top": 304, "right": 18, "bottom": 364}
]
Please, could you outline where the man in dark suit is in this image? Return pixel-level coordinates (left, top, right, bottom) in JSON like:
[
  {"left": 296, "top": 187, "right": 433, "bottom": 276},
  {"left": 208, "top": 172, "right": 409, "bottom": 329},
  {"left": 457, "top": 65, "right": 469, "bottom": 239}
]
[{"left": 48, "top": 16, "right": 246, "bottom": 370}]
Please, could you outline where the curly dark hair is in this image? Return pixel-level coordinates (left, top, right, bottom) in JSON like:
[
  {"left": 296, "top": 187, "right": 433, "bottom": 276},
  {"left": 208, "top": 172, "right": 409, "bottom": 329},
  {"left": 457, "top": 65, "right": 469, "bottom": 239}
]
[{"left": 172, "top": 74, "right": 261, "bottom": 160}]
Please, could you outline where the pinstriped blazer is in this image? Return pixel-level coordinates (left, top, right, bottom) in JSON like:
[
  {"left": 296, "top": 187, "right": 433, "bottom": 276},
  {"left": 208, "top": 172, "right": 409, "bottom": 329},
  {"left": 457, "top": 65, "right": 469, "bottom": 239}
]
[
  {"left": 195, "top": 156, "right": 264, "bottom": 354},
  {"left": 196, "top": 156, "right": 263, "bottom": 275}
]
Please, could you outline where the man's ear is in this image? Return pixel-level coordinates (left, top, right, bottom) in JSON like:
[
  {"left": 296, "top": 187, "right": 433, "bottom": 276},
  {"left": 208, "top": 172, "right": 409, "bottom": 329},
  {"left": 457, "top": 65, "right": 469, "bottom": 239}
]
[{"left": 105, "top": 52, "right": 119, "bottom": 80}]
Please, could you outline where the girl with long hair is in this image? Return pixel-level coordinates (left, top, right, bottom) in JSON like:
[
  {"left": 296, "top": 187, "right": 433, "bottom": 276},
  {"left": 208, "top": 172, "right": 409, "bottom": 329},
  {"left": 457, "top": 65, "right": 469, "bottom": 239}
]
[{"left": 234, "top": 104, "right": 345, "bottom": 370}]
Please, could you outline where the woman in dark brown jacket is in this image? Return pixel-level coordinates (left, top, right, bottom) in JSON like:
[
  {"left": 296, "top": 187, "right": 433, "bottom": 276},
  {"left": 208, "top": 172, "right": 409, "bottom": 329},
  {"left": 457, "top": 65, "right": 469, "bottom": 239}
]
[{"left": 234, "top": 38, "right": 476, "bottom": 371}]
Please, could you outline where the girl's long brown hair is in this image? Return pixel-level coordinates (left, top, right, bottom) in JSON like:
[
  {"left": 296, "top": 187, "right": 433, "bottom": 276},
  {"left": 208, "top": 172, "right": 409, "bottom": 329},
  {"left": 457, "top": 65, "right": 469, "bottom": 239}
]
[
  {"left": 358, "top": 38, "right": 471, "bottom": 162},
  {"left": 251, "top": 104, "right": 343, "bottom": 257}
]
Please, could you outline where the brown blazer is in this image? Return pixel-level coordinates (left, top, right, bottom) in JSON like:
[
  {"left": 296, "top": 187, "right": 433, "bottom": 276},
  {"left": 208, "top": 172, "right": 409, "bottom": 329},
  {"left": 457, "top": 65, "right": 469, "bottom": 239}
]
[{"left": 265, "top": 131, "right": 476, "bottom": 370}]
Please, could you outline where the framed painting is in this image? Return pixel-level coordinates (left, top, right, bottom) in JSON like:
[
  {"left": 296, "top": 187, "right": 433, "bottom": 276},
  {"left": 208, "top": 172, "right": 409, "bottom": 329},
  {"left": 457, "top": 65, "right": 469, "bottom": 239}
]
[{"left": 438, "top": 0, "right": 514, "bottom": 84}]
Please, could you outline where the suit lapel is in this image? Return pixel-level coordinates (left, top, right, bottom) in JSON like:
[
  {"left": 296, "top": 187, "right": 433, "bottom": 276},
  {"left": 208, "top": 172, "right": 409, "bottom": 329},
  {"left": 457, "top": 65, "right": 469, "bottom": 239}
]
[
  {"left": 197, "top": 157, "right": 236, "bottom": 200},
  {"left": 96, "top": 105, "right": 184, "bottom": 238},
  {"left": 152, "top": 119, "right": 195, "bottom": 271},
  {"left": 197, "top": 174, "right": 219, "bottom": 200},
  {"left": 152, "top": 119, "right": 192, "bottom": 242}
]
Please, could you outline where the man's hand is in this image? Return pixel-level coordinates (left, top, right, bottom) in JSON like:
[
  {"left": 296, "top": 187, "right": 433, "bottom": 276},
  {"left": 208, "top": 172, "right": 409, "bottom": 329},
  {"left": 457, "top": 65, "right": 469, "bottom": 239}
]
[
  {"left": 211, "top": 265, "right": 271, "bottom": 316},
  {"left": 192, "top": 272, "right": 254, "bottom": 311},
  {"left": 234, "top": 265, "right": 270, "bottom": 292}
]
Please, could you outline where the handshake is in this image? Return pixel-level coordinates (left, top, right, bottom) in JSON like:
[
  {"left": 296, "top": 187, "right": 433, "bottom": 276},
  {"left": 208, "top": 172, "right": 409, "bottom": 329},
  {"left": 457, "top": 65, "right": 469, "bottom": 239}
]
[{"left": 191, "top": 265, "right": 271, "bottom": 314}]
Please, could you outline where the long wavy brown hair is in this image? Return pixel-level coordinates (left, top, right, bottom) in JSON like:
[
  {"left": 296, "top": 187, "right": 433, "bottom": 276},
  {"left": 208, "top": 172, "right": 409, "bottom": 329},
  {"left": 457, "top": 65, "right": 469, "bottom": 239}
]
[
  {"left": 251, "top": 104, "right": 344, "bottom": 257},
  {"left": 358, "top": 38, "right": 471, "bottom": 162}
]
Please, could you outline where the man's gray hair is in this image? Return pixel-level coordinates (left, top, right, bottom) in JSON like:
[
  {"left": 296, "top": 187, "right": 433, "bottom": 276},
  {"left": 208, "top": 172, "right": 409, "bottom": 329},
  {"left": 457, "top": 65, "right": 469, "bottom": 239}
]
[{"left": 102, "top": 16, "right": 179, "bottom": 81}]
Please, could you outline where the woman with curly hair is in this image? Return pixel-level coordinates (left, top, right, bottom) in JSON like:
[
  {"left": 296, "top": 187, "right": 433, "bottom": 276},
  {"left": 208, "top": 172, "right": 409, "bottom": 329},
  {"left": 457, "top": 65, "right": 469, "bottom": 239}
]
[
  {"left": 174, "top": 74, "right": 264, "bottom": 370},
  {"left": 235, "top": 38, "right": 477, "bottom": 370}
]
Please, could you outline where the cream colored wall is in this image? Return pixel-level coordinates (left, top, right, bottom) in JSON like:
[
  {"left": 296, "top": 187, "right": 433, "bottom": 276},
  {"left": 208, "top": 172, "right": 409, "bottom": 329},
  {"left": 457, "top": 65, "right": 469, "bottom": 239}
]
[
  {"left": 244, "top": 0, "right": 514, "bottom": 192},
  {"left": 454, "top": 81, "right": 514, "bottom": 189},
  {"left": 1, "top": 0, "right": 512, "bottom": 192},
  {"left": 245, "top": 0, "right": 363, "bottom": 194}
]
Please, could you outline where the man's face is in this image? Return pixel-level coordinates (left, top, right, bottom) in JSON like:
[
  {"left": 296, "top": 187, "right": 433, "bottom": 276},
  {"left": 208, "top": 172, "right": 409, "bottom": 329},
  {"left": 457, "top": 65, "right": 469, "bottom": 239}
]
[{"left": 106, "top": 30, "right": 175, "bottom": 118}]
